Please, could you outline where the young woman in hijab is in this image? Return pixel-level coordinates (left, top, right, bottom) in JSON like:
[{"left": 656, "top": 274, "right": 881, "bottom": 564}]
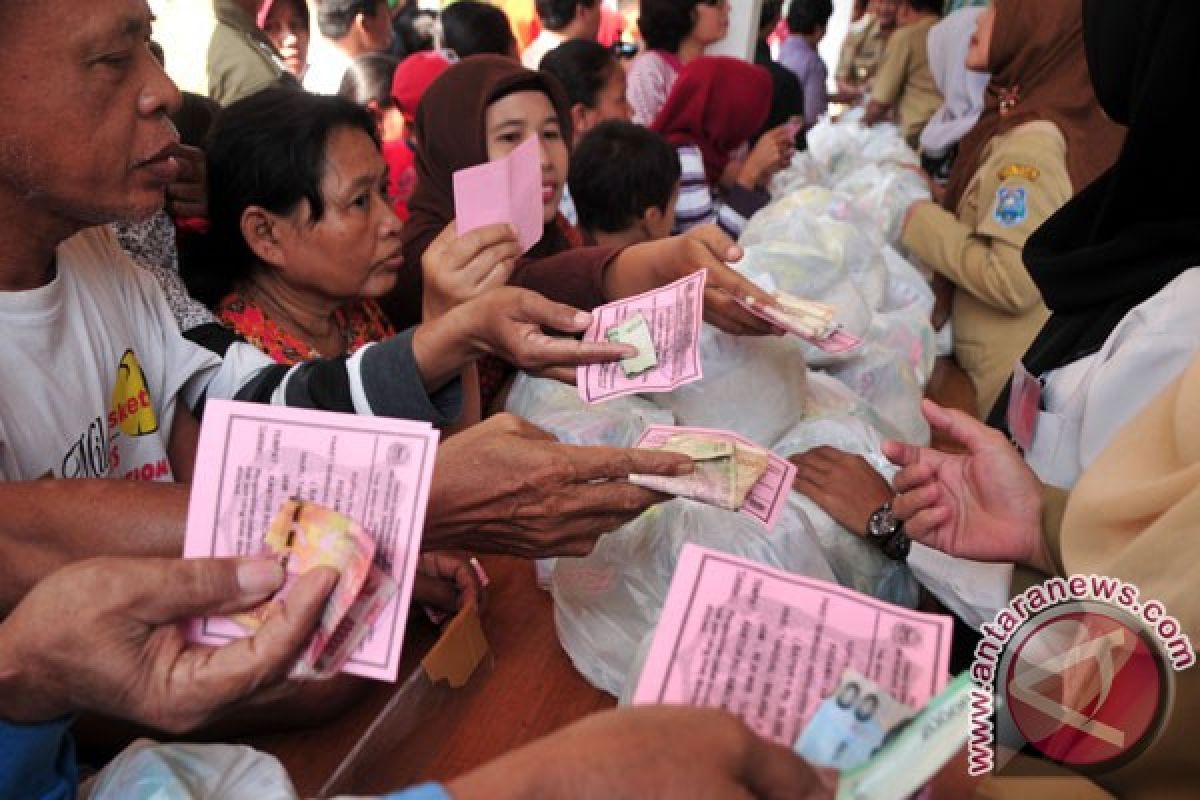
[
  {"left": 650, "top": 56, "right": 794, "bottom": 239},
  {"left": 898, "top": 0, "right": 1124, "bottom": 416},
  {"left": 384, "top": 55, "right": 779, "bottom": 409},
  {"left": 917, "top": 6, "right": 989, "bottom": 186},
  {"left": 982, "top": 0, "right": 1200, "bottom": 490}
]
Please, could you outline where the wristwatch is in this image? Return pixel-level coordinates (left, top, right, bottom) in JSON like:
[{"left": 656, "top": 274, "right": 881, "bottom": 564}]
[{"left": 866, "top": 500, "right": 910, "bottom": 563}]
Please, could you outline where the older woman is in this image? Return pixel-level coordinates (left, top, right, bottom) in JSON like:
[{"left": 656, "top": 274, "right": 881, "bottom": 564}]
[{"left": 188, "top": 88, "right": 636, "bottom": 394}]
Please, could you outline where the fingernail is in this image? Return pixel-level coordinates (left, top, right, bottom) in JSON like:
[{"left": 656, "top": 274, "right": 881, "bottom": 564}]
[
  {"left": 574, "top": 311, "right": 591, "bottom": 327},
  {"left": 672, "top": 459, "right": 695, "bottom": 475},
  {"left": 238, "top": 560, "right": 284, "bottom": 595}
]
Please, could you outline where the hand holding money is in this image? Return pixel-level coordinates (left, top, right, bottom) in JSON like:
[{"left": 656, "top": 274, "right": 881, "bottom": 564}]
[
  {"left": 631, "top": 432, "right": 769, "bottom": 511},
  {"left": 794, "top": 670, "right": 915, "bottom": 771},
  {"left": 235, "top": 500, "right": 397, "bottom": 680},
  {"left": 0, "top": 556, "right": 334, "bottom": 731}
]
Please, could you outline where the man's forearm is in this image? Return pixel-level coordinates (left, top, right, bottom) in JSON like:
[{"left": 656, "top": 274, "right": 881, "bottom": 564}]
[{"left": 0, "top": 480, "right": 188, "bottom": 612}]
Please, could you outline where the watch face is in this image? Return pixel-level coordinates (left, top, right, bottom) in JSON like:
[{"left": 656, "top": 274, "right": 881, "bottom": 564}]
[{"left": 868, "top": 506, "right": 897, "bottom": 538}]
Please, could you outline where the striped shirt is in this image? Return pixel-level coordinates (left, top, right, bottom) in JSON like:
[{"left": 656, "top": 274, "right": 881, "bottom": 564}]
[{"left": 671, "top": 145, "right": 770, "bottom": 239}]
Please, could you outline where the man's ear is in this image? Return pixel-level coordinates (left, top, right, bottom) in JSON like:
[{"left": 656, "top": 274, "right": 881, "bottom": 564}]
[{"left": 240, "top": 206, "right": 289, "bottom": 269}]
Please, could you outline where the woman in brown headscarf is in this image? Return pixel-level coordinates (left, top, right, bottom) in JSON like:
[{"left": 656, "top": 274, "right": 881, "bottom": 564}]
[
  {"left": 898, "top": 0, "right": 1124, "bottom": 415},
  {"left": 381, "top": 55, "right": 780, "bottom": 410}
]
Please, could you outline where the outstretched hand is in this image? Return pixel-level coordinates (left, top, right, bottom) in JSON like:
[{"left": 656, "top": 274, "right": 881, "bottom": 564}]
[{"left": 883, "top": 399, "right": 1053, "bottom": 572}]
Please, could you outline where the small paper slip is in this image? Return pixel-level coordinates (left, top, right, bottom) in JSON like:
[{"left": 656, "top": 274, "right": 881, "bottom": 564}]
[
  {"left": 183, "top": 399, "right": 440, "bottom": 683},
  {"left": 632, "top": 544, "right": 952, "bottom": 747},
  {"left": 631, "top": 425, "right": 795, "bottom": 531},
  {"left": 577, "top": 270, "right": 706, "bottom": 404},
  {"left": 452, "top": 134, "right": 544, "bottom": 254},
  {"left": 733, "top": 293, "right": 864, "bottom": 355},
  {"left": 1006, "top": 361, "right": 1041, "bottom": 453}
]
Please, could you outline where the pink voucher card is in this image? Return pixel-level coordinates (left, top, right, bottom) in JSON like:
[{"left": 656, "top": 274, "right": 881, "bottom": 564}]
[
  {"left": 577, "top": 270, "right": 707, "bottom": 404},
  {"left": 183, "top": 399, "right": 440, "bottom": 682},
  {"left": 452, "top": 134, "right": 544, "bottom": 254},
  {"left": 632, "top": 544, "right": 952, "bottom": 747},
  {"left": 634, "top": 424, "right": 796, "bottom": 532}
]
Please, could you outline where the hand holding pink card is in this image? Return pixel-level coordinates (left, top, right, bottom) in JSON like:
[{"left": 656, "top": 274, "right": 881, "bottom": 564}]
[
  {"left": 577, "top": 270, "right": 707, "bottom": 403},
  {"left": 452, "top": 134, "right": 544, "bottom": 254},
  {"left": 632, "top": 544, "right": 952, "bottom": 747},
  {"left": 183, "top": 400, "right": 440, "bottom": 683}
]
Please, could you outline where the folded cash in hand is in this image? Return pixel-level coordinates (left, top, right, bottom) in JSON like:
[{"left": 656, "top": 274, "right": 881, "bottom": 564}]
[
  {"left": 748, "top": 290, "right": 840, "bottom": 340},
  {"left": 631, "top": 433, "right": 769, "bottom": 511},
  {"left": 235, "top": 499, "right": 398, "bottom": 680},
  {"left": 606, "top": 312, "right": 658, "bottom": 377},
  {"left": 793, "top": 669, "right": 916, "bottom": 771}
]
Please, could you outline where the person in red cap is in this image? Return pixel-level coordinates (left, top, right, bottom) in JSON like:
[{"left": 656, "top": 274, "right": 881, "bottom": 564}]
[{"left": 388, "top": 51, "right": 452, "bottom": 219}]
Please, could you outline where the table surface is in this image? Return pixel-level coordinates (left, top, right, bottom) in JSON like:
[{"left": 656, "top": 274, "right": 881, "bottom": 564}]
[{"left": 244, "top": 357, "right": 980, "bottom": 797}]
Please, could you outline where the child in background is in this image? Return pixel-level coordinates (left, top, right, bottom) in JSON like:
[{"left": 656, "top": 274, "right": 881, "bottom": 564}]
[{"left": 569, "top": 121, "right": 681, "bottom": 248}]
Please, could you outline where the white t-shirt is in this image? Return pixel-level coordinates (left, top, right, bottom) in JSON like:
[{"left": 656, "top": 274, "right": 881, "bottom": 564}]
[
  {"left": 303, "top": 36, "right": 354, "bottom": 95},
  {"left": 521, "top": 29, "right": 566, "bottom": 70},
  {"left": 0, "top": 227, "right": 220, "bottom": 481},
  {"left": 1027, "top": 268, "right": 1200, "bottom": 489}
]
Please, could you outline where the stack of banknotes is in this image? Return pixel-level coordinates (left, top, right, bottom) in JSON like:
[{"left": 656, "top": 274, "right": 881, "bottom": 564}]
[
  {"left": 606, "top": 312, "right": 658, "bottom": 377},
  {"left": 234, "top": 499, "right": 397, "bottom": 680},
  {"left": 795, "top": 669, "right": 974, "bottom": 799},
  {"left": 630, "top": 432, "right": 769, "bottom": 511}
]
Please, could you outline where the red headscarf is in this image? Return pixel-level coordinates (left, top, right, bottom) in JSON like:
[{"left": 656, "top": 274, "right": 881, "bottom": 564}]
[{"left": 650, "top": 56, "right": 773, "bottom": 185}]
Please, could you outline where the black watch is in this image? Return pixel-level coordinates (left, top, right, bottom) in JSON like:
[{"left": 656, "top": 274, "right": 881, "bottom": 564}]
[{"left": 866, "top": 501, "right": 910, "bottom": 563}]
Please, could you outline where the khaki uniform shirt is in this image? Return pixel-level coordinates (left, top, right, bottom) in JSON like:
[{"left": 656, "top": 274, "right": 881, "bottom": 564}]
[
  {"left": 836, "top": 15, "right": 889, "bottom": 91},
  {"left": 871, "top": 16, "right": 943, "bottom": 148},
  {"left": 902, "top": 121, "right": 1071, "bottom": 415},
  {"left": 207, "top": 0, "right": 288, "bottom": 106}
]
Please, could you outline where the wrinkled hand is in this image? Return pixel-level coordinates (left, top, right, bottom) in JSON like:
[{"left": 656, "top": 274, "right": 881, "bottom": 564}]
[
  {"left": 789, "top": 447, "right": 893, "bottom": 535},
  {"left": 425, "top": 413, "right": 692, "bottom": 558},
  {"left": 883, "top": 399, "right": 1050, "bottom": 571},
  {"left": 0, "top": 557, "right": 335, "bottom": 732},
  {"left": 740, "top": 126, "right": 794, "bottom": 189},
  {"left": 423, "top": 220, "right": 522, "bottom": 319},
  {"left": 448, "top": 706, "right": 833, "bottom": 800},
  {"left": 413, "top": 551, "right": 487, "bottom": 615},
  {"left": 166, "top": 143, "right": 207, "bottom": 219},
  {"left": 454, "top": 286, "right": 633, "bottom": 383}
]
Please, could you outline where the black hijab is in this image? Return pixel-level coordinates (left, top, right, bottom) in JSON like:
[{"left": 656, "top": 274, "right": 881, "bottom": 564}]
[{"left": 989, "top": 0, "right": 1199, "bottom": 429}]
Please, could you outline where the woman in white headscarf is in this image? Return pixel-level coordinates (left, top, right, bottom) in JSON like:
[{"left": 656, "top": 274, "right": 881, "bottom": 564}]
[{"left": 918, "top": 7, "right": 990, "bottom": 184}]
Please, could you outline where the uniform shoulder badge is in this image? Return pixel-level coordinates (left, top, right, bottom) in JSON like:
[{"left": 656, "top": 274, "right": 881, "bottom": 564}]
[
  {"left": 993, "top": 187, "right": 1028, "bottom": 228},
  {"left": 997, "top": 163, "right": 1041, "bottom": 182}
]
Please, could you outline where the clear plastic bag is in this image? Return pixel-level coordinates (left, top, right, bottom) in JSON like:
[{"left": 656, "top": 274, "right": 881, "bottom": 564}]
[
  {"left": 648, "top": 325, "right": 809, "bottom": 444},
  {"left": 505, "top": 372, "right": 674, "bottom": 447},
  {"left": 552, "top": 498, "right": 840, "bottom": 695},
  {"left": 86, "top": 740, "right": 297, "bottom": 800}
]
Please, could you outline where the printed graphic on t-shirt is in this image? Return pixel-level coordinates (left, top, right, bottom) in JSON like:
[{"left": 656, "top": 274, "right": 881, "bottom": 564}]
[{"left": 59, "top": 348, "right": 172, "bottom": 482}]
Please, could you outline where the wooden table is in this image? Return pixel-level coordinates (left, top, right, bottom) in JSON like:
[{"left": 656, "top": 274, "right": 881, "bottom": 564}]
[
  {"left": 245, "top": 357, "right": 981, "bottom": 796},
  {"left": 245, "top": 555, "right": 614, "bottom": 796}
]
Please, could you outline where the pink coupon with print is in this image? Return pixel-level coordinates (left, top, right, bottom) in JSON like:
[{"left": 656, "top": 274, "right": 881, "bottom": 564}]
[
  {"left": 631, "top": 424, "right": 796, "bottom": 532},
  {"left": 577, "top": 270, "right": 706, "bottom": 404},
  {"left": 632, "top": 544, "right": 952, "bottom": 746},
  {"left": 183, "top": 399, "right": 440, "bottom": 682},
  {"left": 452, "top": 134, "right": 544, "bottom": 254}
]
